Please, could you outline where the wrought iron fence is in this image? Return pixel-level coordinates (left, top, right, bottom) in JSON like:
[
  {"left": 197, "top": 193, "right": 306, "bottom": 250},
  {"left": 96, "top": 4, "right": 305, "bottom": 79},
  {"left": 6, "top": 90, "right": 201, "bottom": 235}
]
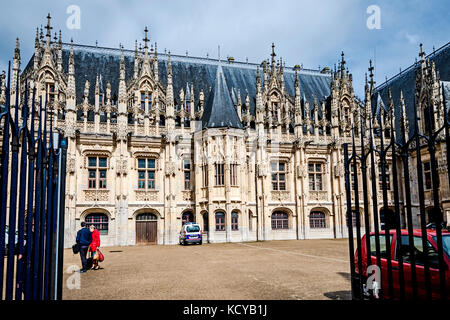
[
  {"left": 0, "top": 62, "right": 67, "bottom": 300},
  {"left": 344, "top": 75, "right": 449, "bottom": 300}
]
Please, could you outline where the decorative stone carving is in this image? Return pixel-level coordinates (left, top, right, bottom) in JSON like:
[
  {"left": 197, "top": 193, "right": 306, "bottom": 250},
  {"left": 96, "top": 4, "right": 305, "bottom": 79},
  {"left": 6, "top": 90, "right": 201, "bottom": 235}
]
[
  {"left": 84, "top": 189, "right": 109, "bottom": 202},
  {"left": 310, "top": 190, "right": 328, "bottom": 201},
  {"left": 135, "top": 190, "right": 158, "bottom": 201},
  {"left": 334, "top": 162, "right": 345, "bottom": 177},
  {"left": 67, "top": 154, "right": 76, "bottom": 174},
  {"left": 116, "top": 157, "right": 128, "bottom": 175},
  {"left": 182, "top": 191, "right": 193, "bottom": 201},
  {"left": 165, "top": 161, "right": 176, "bottom": 176}
]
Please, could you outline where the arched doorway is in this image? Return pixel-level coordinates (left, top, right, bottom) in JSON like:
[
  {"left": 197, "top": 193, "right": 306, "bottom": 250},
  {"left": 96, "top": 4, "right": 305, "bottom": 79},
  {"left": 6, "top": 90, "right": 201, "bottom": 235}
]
[
  {"left": 182, "top": 211, "right": 194, "bottom": 225},
  {"left": 136, "top": 212, "right": 158, "bottom": 245}
]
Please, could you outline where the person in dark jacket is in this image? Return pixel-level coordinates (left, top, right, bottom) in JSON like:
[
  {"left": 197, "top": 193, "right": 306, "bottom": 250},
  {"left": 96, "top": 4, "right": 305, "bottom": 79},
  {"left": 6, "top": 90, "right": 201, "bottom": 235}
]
[{"left": 76, "top": 222, "right": 92, "bottom": 273}]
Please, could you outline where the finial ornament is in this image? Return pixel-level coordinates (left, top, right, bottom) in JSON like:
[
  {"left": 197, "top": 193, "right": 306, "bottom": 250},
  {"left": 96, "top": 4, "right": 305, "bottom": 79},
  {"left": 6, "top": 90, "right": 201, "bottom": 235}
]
[{"left": 143, "top": 26, "right": 150, "bottom": 51}]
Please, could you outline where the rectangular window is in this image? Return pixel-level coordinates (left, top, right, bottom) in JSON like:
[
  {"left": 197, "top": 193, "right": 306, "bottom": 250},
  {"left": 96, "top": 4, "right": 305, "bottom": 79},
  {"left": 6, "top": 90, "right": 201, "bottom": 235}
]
[
  {"left": 231, "top": 213, "right": 239, "bottom": 231},
  {"left": 215, "top": 163, "right": 224, "bottom": 186},
  {"left": 308, "top": 163, "right": 323, "bottom": 191},
  {"left": 230, "top": 164, "right": 238, "bottom": 186},
  {"left": 422, "top": 161, "right": 440, "bottom": 190},
  {"left": 202, "top": 165, "right": 209, "bottom": 187},
  {"left": 184, "top": 159, "right": 191, "bottom": 190},
  {"left": 272, "top": 162, "right": 286, "bottom": 191},
  {"left": 378, "top": 163, "right": 391, "bottom": 190},
  {"left": 87, "top": 156, "right": 107, "bottom": 189},
  {"left": 138, "top": 158, "right": 156, "bottom": 190},
  {"left": 350, "top": 166, "right": 356, "bottom": 191}
]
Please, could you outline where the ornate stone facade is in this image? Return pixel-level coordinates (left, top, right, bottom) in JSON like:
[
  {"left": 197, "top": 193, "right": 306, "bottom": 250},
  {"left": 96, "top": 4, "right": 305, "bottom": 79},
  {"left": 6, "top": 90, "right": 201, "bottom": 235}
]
[{"left": 3, "top": 16, "right": 449, "bottom": 247}]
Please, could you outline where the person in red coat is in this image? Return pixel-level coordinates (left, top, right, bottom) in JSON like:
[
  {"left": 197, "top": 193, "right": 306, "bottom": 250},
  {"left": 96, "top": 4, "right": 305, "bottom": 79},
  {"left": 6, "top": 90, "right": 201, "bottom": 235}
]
[{"left": 89, "top": 225, "right": 101, "bottom": 270}]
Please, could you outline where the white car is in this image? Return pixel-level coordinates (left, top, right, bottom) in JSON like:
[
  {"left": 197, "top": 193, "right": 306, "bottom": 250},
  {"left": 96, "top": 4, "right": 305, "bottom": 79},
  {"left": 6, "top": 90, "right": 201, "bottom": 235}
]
[{"left": 179, "top": 223, "right": 202, "bottom": 245}]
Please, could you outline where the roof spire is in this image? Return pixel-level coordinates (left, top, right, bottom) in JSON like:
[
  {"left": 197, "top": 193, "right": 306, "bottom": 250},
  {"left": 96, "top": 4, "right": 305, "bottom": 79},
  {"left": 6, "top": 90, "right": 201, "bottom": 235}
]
[
  {"left": 340, "top": 51, "right": 346, "bottom": 75},
  {"left": 143, "top": 26, "right": 150, "bottom": 56},
  {"left": 368, "top": 59, "right": 375, "bottom": 91},
  {"left": 35, "top": 27, "right": 39, "bottom": 48},
  {"left": 419, "top": 43, "right": 426, "bottom": 64},
  {"left": 45, "top": 13, "right": 52, "bottom": 47}
]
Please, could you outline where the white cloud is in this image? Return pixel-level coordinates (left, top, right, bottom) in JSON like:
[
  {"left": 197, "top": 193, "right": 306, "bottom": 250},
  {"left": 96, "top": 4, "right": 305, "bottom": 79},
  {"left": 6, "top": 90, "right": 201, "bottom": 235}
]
[{"left": 405, "top": 33, "right": 420, "bottom": 44}]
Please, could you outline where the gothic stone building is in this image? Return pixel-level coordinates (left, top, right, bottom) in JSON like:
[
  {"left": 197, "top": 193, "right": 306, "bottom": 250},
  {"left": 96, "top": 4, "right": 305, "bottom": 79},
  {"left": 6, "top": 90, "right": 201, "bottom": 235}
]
[{"left": 1, "top": 16, "right": 449, "bottom": 247}]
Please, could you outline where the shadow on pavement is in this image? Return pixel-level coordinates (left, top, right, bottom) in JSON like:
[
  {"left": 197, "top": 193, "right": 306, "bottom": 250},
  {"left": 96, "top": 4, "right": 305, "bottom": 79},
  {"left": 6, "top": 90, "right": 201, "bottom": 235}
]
[
  {"left": 337, "top": 272, "right": 350, "bottom": 281},
  {"left": 323, "top": 290, "right": 352, "bottom": 300}
]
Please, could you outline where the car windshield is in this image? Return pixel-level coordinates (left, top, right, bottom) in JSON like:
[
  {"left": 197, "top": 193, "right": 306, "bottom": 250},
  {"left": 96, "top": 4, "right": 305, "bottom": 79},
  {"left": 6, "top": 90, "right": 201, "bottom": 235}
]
[
  {"left": 186, "top": 225, "right": 200, "bottom": 233},
  {"left": 433, "top": 235, "right": 450, "bottom": 258}
]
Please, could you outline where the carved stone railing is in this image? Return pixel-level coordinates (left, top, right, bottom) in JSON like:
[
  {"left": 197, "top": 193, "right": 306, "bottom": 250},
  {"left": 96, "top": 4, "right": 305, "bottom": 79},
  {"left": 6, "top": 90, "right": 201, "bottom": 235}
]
[
  {"left": 83, "top": 189, "right": 110, "bottom": 202},
  {"left": 271, "top": 190, "right": 291, "bottom": 201},
  {"left": 309, "top": 190, "right": 328, "bottom": 201},
  {"left": 135, "top": 189, "right": 159, "bottom": 201}
]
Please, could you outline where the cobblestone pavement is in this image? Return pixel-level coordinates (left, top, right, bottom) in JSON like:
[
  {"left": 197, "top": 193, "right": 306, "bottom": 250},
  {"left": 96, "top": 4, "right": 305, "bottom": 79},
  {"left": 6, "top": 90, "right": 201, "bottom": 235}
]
[{"left": 63, "top": 239, "right": 351, "bottom": 300}]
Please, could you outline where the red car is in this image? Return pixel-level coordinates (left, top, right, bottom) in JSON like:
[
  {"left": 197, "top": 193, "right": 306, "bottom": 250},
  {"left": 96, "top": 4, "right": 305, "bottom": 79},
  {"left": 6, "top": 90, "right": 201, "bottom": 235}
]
[{"left": 354, "top": 229, "right": 450, "bottom": 299}]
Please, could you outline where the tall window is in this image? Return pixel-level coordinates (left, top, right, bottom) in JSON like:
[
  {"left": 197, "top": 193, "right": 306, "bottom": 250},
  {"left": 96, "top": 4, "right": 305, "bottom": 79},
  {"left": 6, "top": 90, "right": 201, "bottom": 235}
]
[
  {"left": 215, "top": 163, "right": 224, "bottom": 186},
  {"left": 378, "top": 163, "right": 391, "bottom": 190},
  {"left": 310, "top": 211, "right": 326, "bottom": 229},
  {"left": 423, "top": 161, "right": 439, "bottom": 190},
  {"left": 202, "top": 164, "right": 209, "bottom": 187},
  {"left": 271, "top": 162, "right": 286, "bottom": 191},
  {"left": 140, "top": 92, "right": 152, "bottom": 110},
  {"left": 138, "top": 158, "right": 156, "bottom": 190},
  {"left": 46, "top": 83, "right": 56, "bottom": 105},
  {"left": 231, "top": 211, "right": 239, "bottom": 231},
  {"left": 230, "top": 164, "right": 238, "bottom": 186},
  {"left": 215, "top": 212, "right": 225, "bottom": 231},
  {"left": 271, "top": 211, "right": 288, "bottom": 230},
  {"left": 308, "top": 163, "right": 323, "bottom": 191},
  {"left": 350, "top": 165, "right": 358, "bottom": 191},
  {"left": 85, "top": 213, "right": 109, "bottom": 235},
  {"left": 184, "top": 159, "right": 191, "bottom": 190},
  {"left": 88, "top": 157, "right": 107, "bottom": 189}
]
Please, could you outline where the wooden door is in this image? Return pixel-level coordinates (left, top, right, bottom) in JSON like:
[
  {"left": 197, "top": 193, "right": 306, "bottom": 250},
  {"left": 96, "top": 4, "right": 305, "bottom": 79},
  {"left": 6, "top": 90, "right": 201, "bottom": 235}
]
[{"left": 136, "top": 221, "right": 157, "bottom": 245}]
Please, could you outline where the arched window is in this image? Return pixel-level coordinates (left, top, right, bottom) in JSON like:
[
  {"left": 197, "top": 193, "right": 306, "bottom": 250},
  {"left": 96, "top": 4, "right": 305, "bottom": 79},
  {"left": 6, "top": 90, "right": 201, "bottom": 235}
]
[
  {"left": 215, "top": 212, "right": 225, "bottom": 231},
  {"left": 231, "top": 211, "right": 239, "bottom": 231},
  {"left": 136, "top": 213, "right": 157, "bottom": 221},
  {"left": 310, "top": 211, "right": 326, "bottom": 229},
  {"left": 182, "top": 211, "right": 194, "bottom": 225},
  {"left": 85, "top": 213, "right": 109, "bottom": 235},
  {"left": 271, "top": 211, "right": 288, "bottom": 230}
]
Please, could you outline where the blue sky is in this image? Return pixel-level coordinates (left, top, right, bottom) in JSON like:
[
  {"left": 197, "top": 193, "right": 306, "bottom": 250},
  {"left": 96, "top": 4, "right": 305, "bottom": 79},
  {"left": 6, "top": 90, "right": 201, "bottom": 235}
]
[{"left": 0, "top": 0, "right": 449, "bottom": 98}]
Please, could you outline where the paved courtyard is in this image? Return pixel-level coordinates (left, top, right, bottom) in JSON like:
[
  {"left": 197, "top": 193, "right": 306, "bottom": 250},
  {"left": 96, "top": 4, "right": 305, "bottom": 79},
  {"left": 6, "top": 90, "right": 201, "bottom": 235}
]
[{"left": 63, "top": 239, "right": 351, "bottom": 300}]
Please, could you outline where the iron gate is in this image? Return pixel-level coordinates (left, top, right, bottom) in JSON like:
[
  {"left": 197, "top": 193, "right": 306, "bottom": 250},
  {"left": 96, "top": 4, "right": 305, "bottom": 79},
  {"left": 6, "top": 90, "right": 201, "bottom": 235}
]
[
  {"left": 0, "top": 62, "right": 67, "bottom": 300},
  {"left": 344, "top": 74, "right": 449, "bottom": 300}
]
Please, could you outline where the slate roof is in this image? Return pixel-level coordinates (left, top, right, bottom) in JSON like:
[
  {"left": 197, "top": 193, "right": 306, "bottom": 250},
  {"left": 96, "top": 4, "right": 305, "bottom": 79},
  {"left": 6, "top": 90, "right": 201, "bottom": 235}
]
[
  {"left": 371, "top": 42, "right": 450, "bottom": 135},
  {"left": 23, "top": 43, "right": 332, "bottom": 127},
  {"left": 202, "top": 65, "right": 243, "bottom": 129}
]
